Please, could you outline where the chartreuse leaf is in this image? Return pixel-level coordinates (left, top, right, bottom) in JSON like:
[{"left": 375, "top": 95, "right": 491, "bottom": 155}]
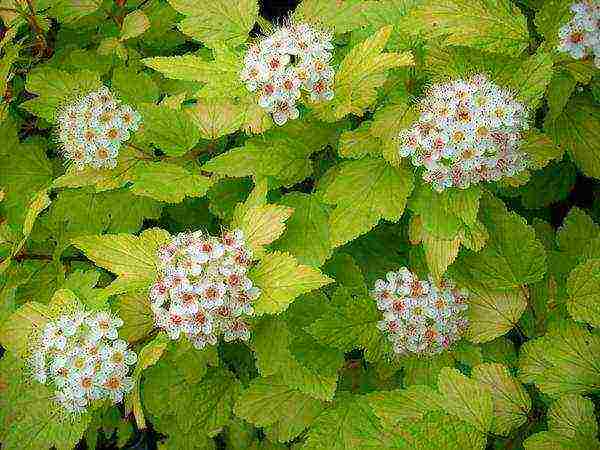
[
  {"left": 120, "top": 11, "right": 150, "bottom": 41},
  {"left": 21, "top": 67, "right": 102, "bottom": 122},
  {"left": 271, "top": 193, "right": 332, "bottom": 267},
  {"left": 115, "top": 290, "right": 154, "bottom": 343},
  {"left": 437, "top": 367, "right": 494, "bottom": 433},
  {"left": 422, "top": 233, "right": 462, "bottom": 282},
  {"left": 306, "top": 287, "right": 390, "bottom": 363},
  {"left": 142, "top": 341, "right": 237, "bottom": 442},
  {"left": 367, "top": 385, "right": 444, "bottom": 427},
  {"left": 301, "top": 393, "right": 383, "bottom": 450},
  {"left": 253, "top": 317, "right": 342, "bottom": 401},
  {"left": 250, "top": 251, "right": 333, "bottom": 314},
  {"left": 410, "top": 0, "right": 529, "bottom": 55},
  {"left": 111, "top": 67, "right": 160, "bottom": 106},
  {"left": 137, "top": 103, "right": 201, "bottom": 156},
  {"left": 72, "top": 228, "right": 171, "bottom": 295},
  {"left": 451, "top": 193, "right": 547, "bottom": 290},
  {"left": 546, "top": 94, "right": 600, "bottom": 179},
  {"left": 126, "top": 334, "right": 169, "bottom": 429},
  {"left": 230, "top": 184, "right": 294, "bottom": 256},
  {"left": 234, "top": 376, "right": 326, "bottom": 443},
  {"left": 471, "top": 363, "right": 531, "bottom": 436},
  {"left": 292, "top": 0, "right": 369, "bottom": 34},
  {"left": 322, "top": 157, "right": 414, "bottom": 248},
  {"left": 466, "top": 285, "right": 527, "bottom": 343},
  {"left": 48, "top": 0, "right": 102, "bottom": 23},
  {"left": 534, "top": 0, "right": 573, "bottom": 50},
  {"left": 546, "top": 70, "right": 578, "bottom": 122},
  {"left": 130, "top": 161, "right": 213, "bottom": 203},
  {"left": 0, "top": 301, "right": 51, "bottom": 356},
  {"left": 169, "top": 0, "right": 258, "bottom": 48},
  {"left": 188, "top": 97, "right": 246, "bottom": 140},
  {"left": 314, "top": 26, "right": 413, "bottom": 121},
  {"left": 519, "top": 320, "right": 600, "bottom": 396},
  {"left": 567, "top": 259, "right": 600, "bottom": 327},
  {"left": 524, "top": 395, "right": 600, "bottom": 450},
  {"left": 0, "top": 353, "right": 91, "bottom": 450}
]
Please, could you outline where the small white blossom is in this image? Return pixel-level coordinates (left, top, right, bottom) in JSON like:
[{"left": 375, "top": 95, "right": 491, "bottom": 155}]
[
  {"left": 240, "top": 22, "right": 335, "bottom": 126},
  {"left": 558, "top": 1, "right": 600, "bottom": 66},
  {"left": 149, "top": 229, "right": 260, "bottom": 349},
  {"left": 371, "top": 268, "right": 469, "bottom": 356},
  {"left": 28, "top": 309, "right": 136, "bottom": 414},
  {"left": 55, "top": 87, "right": 141, "bottom": 170},
  {"left": 397, "top": 74, "right": 529, "bottom": 191}
]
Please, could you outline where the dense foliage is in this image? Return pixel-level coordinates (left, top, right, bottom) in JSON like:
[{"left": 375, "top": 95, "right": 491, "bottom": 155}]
[{"left": 0, "top": 0, "right": 599, "bottom": 449}]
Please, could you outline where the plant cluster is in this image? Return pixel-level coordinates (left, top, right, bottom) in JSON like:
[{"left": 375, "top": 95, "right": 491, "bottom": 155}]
[
  {"left": 150, "top": 229, "right": 259, "bottom": 348},
  {"left": 0, "top": 0, "right": 599, "bottom": 450}
]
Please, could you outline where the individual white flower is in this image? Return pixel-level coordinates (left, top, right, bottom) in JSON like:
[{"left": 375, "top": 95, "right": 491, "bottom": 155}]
[
  {"left": 371, "top": 267, "right": 470, "bottom": 356},
  {"left": 27, "top": 307, "right": 136, "bottom": 414},
  {"left": 397, "top": 74, "right": 529, "bottom": 191},
  {"left": 149, "top": 229, "right": 260, "bottom": 349},
  {"left": 240, "top": 22, "right": 335, "bottom": 125},
  {"left": 55, "top": 87, "right": 141, "bottom": 170}
]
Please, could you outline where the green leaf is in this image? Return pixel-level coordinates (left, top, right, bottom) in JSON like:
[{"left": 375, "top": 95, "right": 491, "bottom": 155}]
[
  {"left": 142, "top": 345, "right": 239, "bottom": 441},
  {"left": 48, "top": 0, "right": 102, "bottom": 23},
  {"left": 0, "top": 138, "right": 53, "bottom": 228},
  {"left": 546, "top": 70, "right": 577, "bottom": 122},
  {"left": 72, "top": 228, "right": 171, "bottom": 295},
  {"left": 137, "top": 103, "right": 201, "bottom": 157},
  {"left": 322, "top": 157, "right": 414, "bottom": 247},
  {"left": 471, "top": 363, "right": 531, "bottom": 435},
  {"left": 451, "top": 193, "right": 547, "bottom": 290},
  {"left": 519, "top": 320, "right": 600, "bottom": 396},
  {"left": 21, "top": 68, "right": 102, "bottom": 122},
  {"left": 111, "top": 67, "right": 160, "bottom": 106},
  {"left": 203, "top": 120, "right": 336, "bottom": 187},
  {"left": 467, "top": 287, "right": 527, "bottom": 343},
  {"left": 302, "top": 393, "right": 382, "bottom": 450},
  {"left": 170, "top": 0, "right": 258, "bottom": 48},
  {"left": 534, "top": 0, "right": 572, "bottom": 50},
  {"left": 314, "top": 26, "right": 413, "bottom": 121},
  {"left": 143, "top": 54, "right": 212, "bottom": 81},
  {"left": 120, "top": 11, "right": 150, "bottom": 41},
  {"left": 566, "top": 258, "right": 600, "bottom": 328},
  {"left": 272, "top": 193, "right": 332, "bottom": 267},
  {"left": 250, "top": 251, "right": 333, "bottom": 314},
  {"left": 422, "top": 233, "right": 462, "bottom": 281},
  {"left": 126, "top": 334, "right": 168, "bottom": 429},
  {"left": 306, "top": 287, "right": 390, "bottom": 363},
  {"left": 524, "top": 395, "right": 600, "bottom": 450},
  {"left": 557, "top": 207, "right": 600, "bottom": 265},
  {"left": 437, "top": 368, "right": 494, "bottom": 433},
  {"left": 0, "top": 43, "right": 19, "bottom": 97},
  {"left": 234, "top": 376, "right": 326, "bottom": 443},
  {"left": 410, "top": 0, "right": 529, "bottom": 55},
  {"left": 546, "top": 94, "right": 600, "bottom": 179},
  {"left": 367, "top": 385, "right": 444, "bottom": 427},
  {"left": 253, "top": 318, "right": 342, "bottom": 401},
  {"left": 130, "top": 162, "right": 213, "bottom": 203},
  {"left": 0, "top": 353, "right": 91, "bottom": 450}
]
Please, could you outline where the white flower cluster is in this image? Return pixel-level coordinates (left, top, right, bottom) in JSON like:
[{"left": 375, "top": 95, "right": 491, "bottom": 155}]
[
  {"left": 558, "top": 1, "right": 600, "bottom": 68},
  {"left": 240, "top": 22, "right": 335, "bottom": 126},
  {"left": 371, "top": 268, "right": 469, "bottom": 356},
  {"left": 398, "top": 74, "right": 529, "bottom": 192},
  {"left": 28, "top": 310, "right": 137, "bottom": 413},
  {"left": 56, "top": 86, "right": 141, "bottom": 170},
  {"left": 150, "top": 229, "right": 260, "bottom": 349}
]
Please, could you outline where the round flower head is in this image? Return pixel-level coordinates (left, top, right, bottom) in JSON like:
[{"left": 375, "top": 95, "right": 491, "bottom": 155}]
[
  {"left": 240, "top": 22, "right": 335, "bottom": 126},
  {"left": 397, "top": 74, "right": 529, "bottom": 191},
  {"left": 371, "top": 268, "right": 469, "bottom": 356},
  {"left": 55, "top": 86, "right": 142, "bottom": 170},
  {"left": 149, "top": 229, "right": 260, "bottom": 349},
  {"left": 557, "top": 1, "right": 600, "bottom": 67},
  {"left": 28, "top": 309, "right": 136, "bottom": 414}
]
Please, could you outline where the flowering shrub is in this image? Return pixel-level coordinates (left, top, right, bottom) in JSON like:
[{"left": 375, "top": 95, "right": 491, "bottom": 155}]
[{"left": 0, "top": 0, "right": 599, "bottom": 449}]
